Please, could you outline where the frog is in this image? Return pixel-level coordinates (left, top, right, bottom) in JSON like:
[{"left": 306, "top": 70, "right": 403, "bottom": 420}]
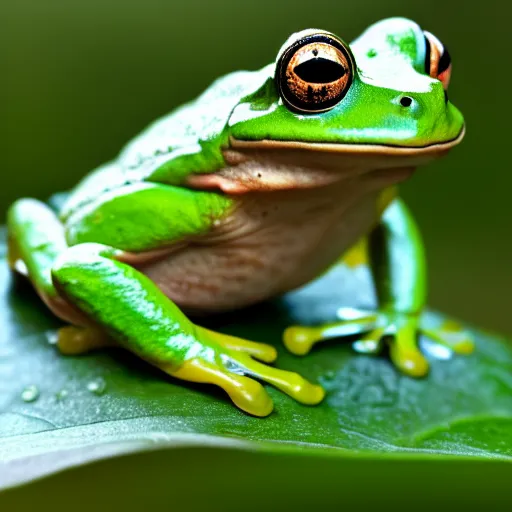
[{"left": 6, "top": 17, "right": 474, "bottom": 417}]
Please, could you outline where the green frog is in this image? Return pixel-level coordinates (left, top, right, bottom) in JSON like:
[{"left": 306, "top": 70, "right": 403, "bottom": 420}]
[{"left": 7, "top": 17, "right": 473, "bottom": 417}]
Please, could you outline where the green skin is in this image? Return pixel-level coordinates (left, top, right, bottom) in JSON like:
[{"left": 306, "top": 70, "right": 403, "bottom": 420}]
[{"left": 6, "top": 18, "right": 473, "bottom": 417}]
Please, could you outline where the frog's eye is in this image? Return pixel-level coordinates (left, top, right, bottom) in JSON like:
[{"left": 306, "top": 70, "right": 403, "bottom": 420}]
[
  {"left": 424, "top": 31, "right": 452, "bottom": 90},
  {"left": 276, "top": 33, "right": 353, "bottom": 113}
]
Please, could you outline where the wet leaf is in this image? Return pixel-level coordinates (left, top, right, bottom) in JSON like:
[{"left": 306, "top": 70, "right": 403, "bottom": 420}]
[{"left": 1, "top": 228, "right": 511, "bottom": 508}]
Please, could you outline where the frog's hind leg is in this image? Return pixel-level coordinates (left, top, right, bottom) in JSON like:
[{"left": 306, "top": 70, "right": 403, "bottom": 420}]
[
  {"left": 7, "top": 199, "right": 324, "bottom": 415},
  {"left": 50, "top": 243, "right": 324, "bottom": 416}
]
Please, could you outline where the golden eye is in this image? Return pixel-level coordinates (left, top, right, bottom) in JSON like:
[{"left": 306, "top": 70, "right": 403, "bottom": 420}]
[
  {"left": 276, "top": 33, "right": 354, "bottom": 113},
  {"left": 424, "top": 31, "right": 452, "bottom": 90}
]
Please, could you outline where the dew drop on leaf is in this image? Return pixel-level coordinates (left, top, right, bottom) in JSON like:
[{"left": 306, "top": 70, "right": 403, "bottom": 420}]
[
  {"left": 21, "top": 385, "right": 40, "bottom": 403},
  {"left": 45, "top": 330, "right": 58, "bottom": 346},
  {"left": 87, "top": 377, "right": 107, "bottom": 396}
]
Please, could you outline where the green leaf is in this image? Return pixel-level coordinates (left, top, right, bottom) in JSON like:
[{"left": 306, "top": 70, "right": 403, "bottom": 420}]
[{"left": 1, "top": 226, "right": 511, "bottom": 509}]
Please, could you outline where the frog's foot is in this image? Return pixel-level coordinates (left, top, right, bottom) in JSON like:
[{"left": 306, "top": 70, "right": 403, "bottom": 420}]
[
  {"left": 166, "top": 326, "right": 325, "bottom": 417},
  {"left": 57, "top": 325, "right": 116, "bottom": 355},
  {"left": 57, "top": 325, "right": 323, "bottom": 417},
  {"left": 283, "top": 308, "right": 474, "bottom": 378}
]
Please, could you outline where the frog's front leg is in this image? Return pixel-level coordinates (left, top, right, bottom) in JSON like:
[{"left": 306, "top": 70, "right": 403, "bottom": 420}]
[
  {"left": 284, "top": 199, "right": 474, "bottom": 377},
  {"left": 7, "top": 199, "right": 323, "bottom": 416}
]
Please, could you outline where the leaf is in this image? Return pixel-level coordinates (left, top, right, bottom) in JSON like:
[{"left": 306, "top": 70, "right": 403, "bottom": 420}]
[{"left": 1, "top": 226, "right": 511, "bottom": 508}]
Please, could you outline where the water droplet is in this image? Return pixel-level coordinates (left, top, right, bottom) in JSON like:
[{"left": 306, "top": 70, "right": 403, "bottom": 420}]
[
  {"left": 56, "top": 389, "right": 69, "bottom": 401},
  {"left": 45, "top": 330, "right": 59, "bottom": 345},
  {"left": 21, "top": 385, "right": 40, "bottom": 403},
  {"left": 87, "top": 377, "right": 107, "bottom": 395}
]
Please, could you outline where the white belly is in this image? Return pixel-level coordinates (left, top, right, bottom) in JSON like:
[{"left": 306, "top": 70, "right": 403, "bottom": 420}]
[{"left": 139, "top": 183, "right": 380, "bottom": 313}]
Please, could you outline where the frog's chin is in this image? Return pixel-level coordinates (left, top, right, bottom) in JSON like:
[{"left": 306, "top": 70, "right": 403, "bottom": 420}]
[{"left": 187, "top": 128, "right": 463, "bottom": 194}]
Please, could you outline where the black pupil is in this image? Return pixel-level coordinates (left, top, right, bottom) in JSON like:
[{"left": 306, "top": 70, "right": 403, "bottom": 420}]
[
  {"left": 400, "top": 96, "right": 413, "bottom": 107},
  {"left": 294, "top": 57, "right": 345, "bottom": 83}
]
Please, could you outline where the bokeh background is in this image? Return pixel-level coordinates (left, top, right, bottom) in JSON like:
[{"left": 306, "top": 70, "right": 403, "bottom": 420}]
[{"left": 3, "top": 1, "right": 509, "bottom": 334}]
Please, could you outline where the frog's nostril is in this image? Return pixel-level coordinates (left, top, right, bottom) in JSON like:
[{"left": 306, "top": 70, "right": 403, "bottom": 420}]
[{"left": 400, "top": 96, "right": 413, "bottom": 108}]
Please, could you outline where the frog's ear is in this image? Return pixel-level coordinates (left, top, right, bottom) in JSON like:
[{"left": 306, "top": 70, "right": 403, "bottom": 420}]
[{"left": 423, "top": 31, "right": 452, "bottom": 90}]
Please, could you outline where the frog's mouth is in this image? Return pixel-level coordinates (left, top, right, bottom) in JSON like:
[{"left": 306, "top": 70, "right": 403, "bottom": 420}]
[
  {"left": 187, "top": 128, "right": 464, "bottom": 194},
  {"left": 229, "top": 125, "right": 465, "bottom": 157}
]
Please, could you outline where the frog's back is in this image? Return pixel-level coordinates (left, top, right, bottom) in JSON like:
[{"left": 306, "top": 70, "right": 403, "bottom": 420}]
[{"left": 60, "top": 67, "right": 272, "bottom": 220}]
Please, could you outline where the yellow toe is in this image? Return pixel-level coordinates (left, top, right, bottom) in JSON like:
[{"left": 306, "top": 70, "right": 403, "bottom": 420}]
[
  {"left": 229, "top": 377, "right": 274, "bottom": 417},
  {"left": 238, "top": 355, "right": 326, "bottom": 406},
  {"left": 283, "top": 326, "right": 321, "bottom": 356},
  {"left": 199, "top": 328, "right": 278, "bottom": 363},
  {"left": 291, "top": 378, "right": 326, "bottom": 406},
  {"left": 451, "top": 339, "right": 475, "bottom": 355},
  {"left": 169, "top": 358, "right": 274, "bottom": 417},
  {"left": 390, "top": 346, "right": 429, "bottom": 378}
]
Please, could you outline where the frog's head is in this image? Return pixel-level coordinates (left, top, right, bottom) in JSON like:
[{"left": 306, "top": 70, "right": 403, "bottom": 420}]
[{"left": 225, "top": 18, "right": 463, "bottom": 189}]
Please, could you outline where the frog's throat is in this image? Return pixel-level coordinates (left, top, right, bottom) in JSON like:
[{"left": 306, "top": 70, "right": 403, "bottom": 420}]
[
  {"left": 187, "top": 126, "right": 465, "bottom": 194},
  {"left": 228, "top": 125, "right": 465, "bottom": 156}
]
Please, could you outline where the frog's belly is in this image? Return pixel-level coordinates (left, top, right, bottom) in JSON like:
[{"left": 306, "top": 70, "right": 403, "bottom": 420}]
[{"left": 140, "top": 190, "right": 379, "bottom": 313}]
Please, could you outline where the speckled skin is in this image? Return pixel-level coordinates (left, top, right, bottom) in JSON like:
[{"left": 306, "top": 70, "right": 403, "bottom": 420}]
[{"left": 6, "top": 18, "right": 473, "bottom": 417}]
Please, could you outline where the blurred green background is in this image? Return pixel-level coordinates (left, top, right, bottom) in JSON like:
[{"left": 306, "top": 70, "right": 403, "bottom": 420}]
[{"left": 3, "top": 1, "right": 509, "bottom": 334}]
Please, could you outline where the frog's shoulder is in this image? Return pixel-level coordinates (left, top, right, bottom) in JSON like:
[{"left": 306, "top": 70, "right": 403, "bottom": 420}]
[{"left": 117, "top": 64, "right": 274, "bottom": 170}]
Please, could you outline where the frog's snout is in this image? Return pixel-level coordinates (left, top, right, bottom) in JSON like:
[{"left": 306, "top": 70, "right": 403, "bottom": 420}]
[
  {"left": 393, "top": 93, "right": 422, "bottom": 117},
  {"left": 397, "top": 86, "right": 449, "bottom": 112}
]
